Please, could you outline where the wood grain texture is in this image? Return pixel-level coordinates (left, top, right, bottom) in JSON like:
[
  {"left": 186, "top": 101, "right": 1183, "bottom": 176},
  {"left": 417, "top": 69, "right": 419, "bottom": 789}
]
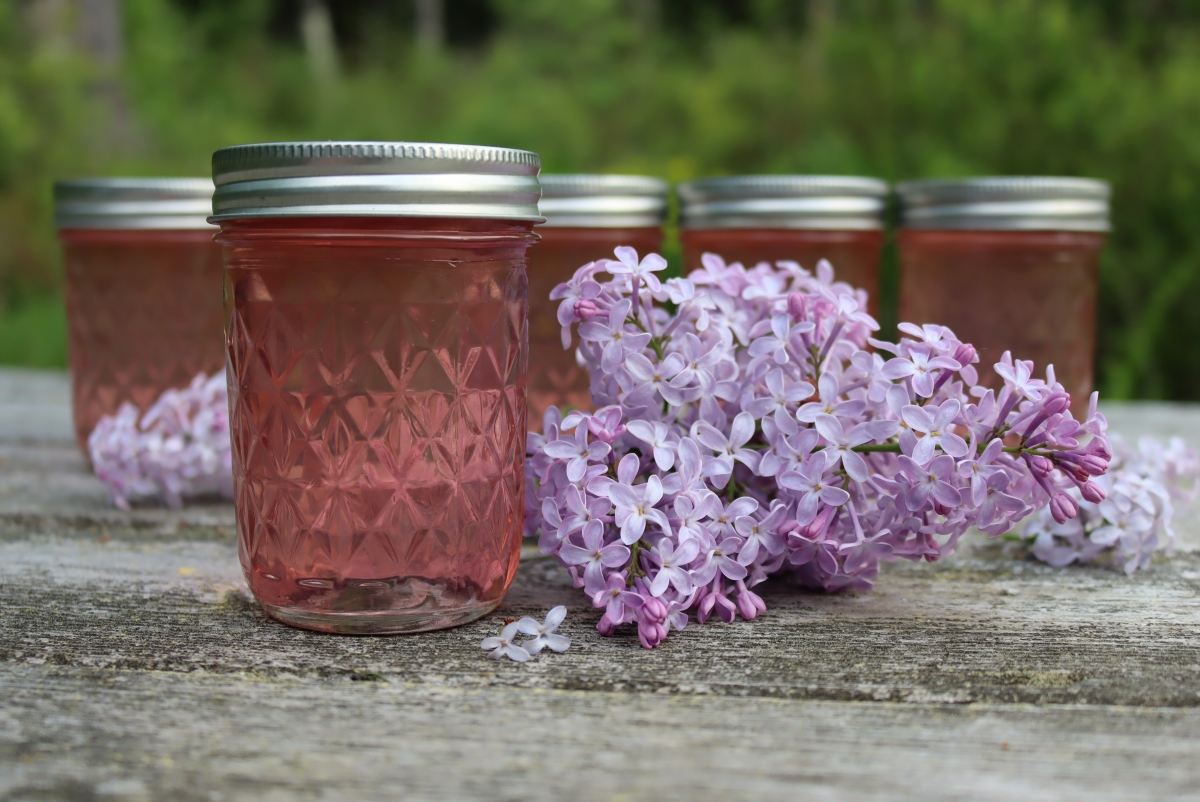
[
  {"left": 3, "top": 370, "right": 1200, "bottom": 800},
  {"left": 5, "top": 666, "right": 1200, "bottom": 802}
]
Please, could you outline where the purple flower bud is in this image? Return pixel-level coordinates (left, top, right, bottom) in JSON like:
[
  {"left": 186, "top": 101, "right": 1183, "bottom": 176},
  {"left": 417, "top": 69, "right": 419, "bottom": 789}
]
[
  {"left": 777, "top": 518, "right": 800, "bottom": 538},
  {"left": 1080, "top": 481, "right": 1105, "bottom": 503},
  {"left": 697, "top": 590, "right": 717, "bottom": 624},
  {"left": 787, "top": 292, "right": 807, "bottom": 321},
  {"left": 1059, "top": 461, "right": 1089, "bottom": 483},
  {"left": 1049, "top": 492, "right": 1079, "bottom": 524},
  {"left": 713, "top": 592, "right": 738, "bottom": 623},
  {"left": 586, "top": 407, "right": 626, "bottom": 443},
  {"left": 736, "top": 583, "right": 766, "bottom": 620},
  {"left": 953, "top": 342, "right": 978, "bottom": 366},
  {"left": 597, "top": 612, "right": 618, "bottom": 636},
  {"left": 574, "top": 298, "right": 603, "bottom": 321},
  {"left": 641, "top": 596, "right": 668, "bottom": 623},
  {"left": 1078, "top": 455, "right": 1108, "bottom": 476},
  {"left": 637, "top": 617, "right": 667, "bottom": 649},
  {"left": 1043, "top": 392, "right": 1071, "bottom": 416},
  {"left": 1029, "top": 455, "right": 1054, "bottom": 477},
  {"left": 799, "top": 505, "right": 836, "bottom": 541}
]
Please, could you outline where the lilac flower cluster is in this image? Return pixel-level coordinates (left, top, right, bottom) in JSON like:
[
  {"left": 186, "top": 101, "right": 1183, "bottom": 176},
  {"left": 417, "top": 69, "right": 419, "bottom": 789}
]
[
  {"left": 526, "top": 247, "right": 1114, "bottom": 648},
  {"left": 1023, "top": 435, "right": 1198, "bottom": 574},
  {"left": 88, "top": 372, "right": 234, "bottom": 510}
]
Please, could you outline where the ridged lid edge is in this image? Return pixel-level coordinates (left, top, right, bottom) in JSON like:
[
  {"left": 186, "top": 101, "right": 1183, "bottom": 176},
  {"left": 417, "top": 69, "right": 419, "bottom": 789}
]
[
  {"left": 896, "top": 176, "right": 1110, "bottom": 203},
  {"left": 54, "top": 178, "right": 215, "bottom": 229},
  {"left": 539, "top": 174, "right": 669, "bottom": 198},
  {"left": 209, "top": 141, "right": 545, "bottom": 223},
  {"left": 213, "top": 141, "right": 541, "bottom": 185},
  {"left": 897, "top": 176, "right": 1111, "bottom": 231},
  {"left": 678, "top": 175, "right": 890, "bottom": 202}
]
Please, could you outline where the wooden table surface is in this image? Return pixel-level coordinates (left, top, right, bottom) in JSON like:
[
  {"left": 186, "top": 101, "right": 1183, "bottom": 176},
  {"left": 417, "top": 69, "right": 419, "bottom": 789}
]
[{"left": 3, "top": 368, "right": 1200, "bottom": 801}]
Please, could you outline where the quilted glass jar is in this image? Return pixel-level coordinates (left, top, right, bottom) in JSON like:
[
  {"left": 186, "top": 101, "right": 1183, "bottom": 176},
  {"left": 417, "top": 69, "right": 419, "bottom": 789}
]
[
  {"left": 528, "top": 175, "right": 667, "bottom": 426},
  {"left": 896, "top": 178, "right": 1110, "bottom": 414},
  {"left": 678, "top": 176, "right": 888, "bottom": 316},
  {"left": 54, "top": 179, "right": 224, "bottom": 454},
  {"left": 211, "top": 142, "right": 542, "bottom": 634}
]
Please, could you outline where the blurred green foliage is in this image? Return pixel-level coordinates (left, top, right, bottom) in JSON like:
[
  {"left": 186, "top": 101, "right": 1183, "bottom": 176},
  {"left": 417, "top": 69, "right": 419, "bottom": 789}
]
[
  {"left": 0, "top": 294, "right": 65, "bottom": 365},
  {"left": 2, "top": 0, "right": 1200, "bottom": 399}
]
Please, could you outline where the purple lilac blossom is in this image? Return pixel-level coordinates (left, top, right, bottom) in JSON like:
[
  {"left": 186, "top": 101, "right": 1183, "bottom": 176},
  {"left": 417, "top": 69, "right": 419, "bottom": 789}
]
[
  {"left": 481, "top": 620, "right": 531, "bottom": 662},
  {"left": 517, "top": 605, "right": 572, "bottom": 654},
  {"left": 529, "top": 248, "right": 1116, "bottom": 648},
  {"left": 1022, "top": 434, "right": 1198, "bottom": 574},
  {"left": 481, "top": 606, "right": 572, "bottom": 661},
  {"left": 88, "top": 372, "right": 233, "bottom": 510}
]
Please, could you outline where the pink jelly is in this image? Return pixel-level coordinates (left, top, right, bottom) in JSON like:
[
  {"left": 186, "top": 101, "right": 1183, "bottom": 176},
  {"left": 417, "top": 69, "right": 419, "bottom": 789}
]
[
  {"left": 896, "top": 178, "right": 1110, "bottom": 417},
  {"left": 211, "top": 142, "right": 542, "bottom": 634},
  {"left": 528, "top": 175, "right": 668, "bottom": 426},
  {"left": 54, "top": 179, "right": 223, "bottom": 455},
  {"left": 678, "top": 176, "right": 888, "bottom": 316}
]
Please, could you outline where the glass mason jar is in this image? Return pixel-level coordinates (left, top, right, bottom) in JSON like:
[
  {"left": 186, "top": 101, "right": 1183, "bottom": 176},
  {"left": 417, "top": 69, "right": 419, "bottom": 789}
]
[
  {"left": 896, "top": 178, "right": 1110, "bottom": 413},
  {"left": 54, "top": 179, "right": 225, "bottom": 455},
  {"left": 678, "top": 176, "right": 889, "bottom": 315},
  {"left": 211, "top": 142, "right": 542, "bottom": 635},
  {"left": 528, "top": 175, "right": 668, "bottom": 427}
]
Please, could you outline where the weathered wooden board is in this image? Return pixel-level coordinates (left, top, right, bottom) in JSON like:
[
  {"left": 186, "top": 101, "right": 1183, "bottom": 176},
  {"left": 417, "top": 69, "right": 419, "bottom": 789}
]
[
  {"left": 0, "top": 368, "right": 73, "bottom": 444},
  {"left": 4, "top": 530, "right": 1200, "bottom": 707},
  {"left": 3, "top": 369, "right": 1200, "bottom": 801},
  {"left": 0, "top": 440, "right": 235, "bottom": 537},
  {"left": 5, "top": 666, "right": 1200, "bottom": 802}
]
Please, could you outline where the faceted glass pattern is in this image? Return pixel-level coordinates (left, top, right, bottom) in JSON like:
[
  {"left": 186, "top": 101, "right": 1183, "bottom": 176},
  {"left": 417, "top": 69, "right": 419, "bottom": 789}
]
[
  {"left": 526, "top": 227, "right": 662, "bottom": 428},
  {"left": 60, "top": 229, "right": 227, "bottom": 454},
  {"left": 220, "top": 218, "right": 534, "bottom": 634},
  {"left": 898, "top": 229, "right": 1104, "bottom": 418}
]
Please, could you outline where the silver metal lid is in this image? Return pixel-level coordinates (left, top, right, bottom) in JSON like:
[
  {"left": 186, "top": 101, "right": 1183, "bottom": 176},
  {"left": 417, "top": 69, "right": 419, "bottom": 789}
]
[
  {"left": 54, "top": 178, "right": 215, "bottom": 230},
  {"left": 897, "top": 177, "right": 1111, "bottom": 232},
  {"left": 538, "top": 175, "right": 668, "bottom": 228},
  {"left": 678, "top": 175, "right": 889, "bottom": 230},
  {"left": 210, "top": 141, "right": 544, "bottom": 222}
]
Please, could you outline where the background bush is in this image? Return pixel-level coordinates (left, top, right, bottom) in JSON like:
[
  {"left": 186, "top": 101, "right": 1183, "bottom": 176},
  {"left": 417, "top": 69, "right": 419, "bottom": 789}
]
[{"left": 3, "top": 0, "right": 1200, "bottom": 399}]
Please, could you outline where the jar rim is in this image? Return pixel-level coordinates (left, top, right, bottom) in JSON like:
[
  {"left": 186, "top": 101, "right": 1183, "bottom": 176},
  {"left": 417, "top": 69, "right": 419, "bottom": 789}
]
[
  {"left": 210, "top": 141, "right": 545, "bottom": 223},
  {"left": 211, "top": 215, "right": 539, "bottom": 247},
  {"left": 678, "top": 175, "right": 889, "bottom": 230},
  {"left": 896, "top": 177, "right": 1111, "bottom": 231},
  {"left": 538, "top": 174, "right": 669, "bottom": 228},
  {"left": 54, "top": 178, "right": 215, "bottom": 230}
]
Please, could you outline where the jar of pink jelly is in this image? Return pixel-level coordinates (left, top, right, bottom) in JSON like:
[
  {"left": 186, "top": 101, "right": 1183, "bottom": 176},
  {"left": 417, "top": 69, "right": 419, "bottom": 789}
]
[
  {"left": 896, "top": 178, "right": 1110, "bottom": 413},
  {"left": 54, "top": 179, "right": 225, "bottom": 455},
  {"left": 678, "top": 176, "right": 888, "bottom": 316},
  {"left": 528, "top": 175, "right": 668, "bottom": 427},
  {"left": 210, "top": 142, "right": 542, "bottom": 634}
]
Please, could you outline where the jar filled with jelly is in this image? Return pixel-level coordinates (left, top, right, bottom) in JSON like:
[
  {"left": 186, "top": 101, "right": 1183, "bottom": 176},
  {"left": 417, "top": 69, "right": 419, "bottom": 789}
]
[
  {"left": 211, "top": 142, "right": 543, "bottom": 634},
  {"left": 678, "top": 175, "right": 888, "bottom": 315},
  {"left": 528, "top": 175, "right": 668, "bottom": 426},
  {"left": 54, "top": 179, "right": 225, "bottom": 454},
  {"left": 896, "top": 177, "right": 1110, "bottom": 411}
]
